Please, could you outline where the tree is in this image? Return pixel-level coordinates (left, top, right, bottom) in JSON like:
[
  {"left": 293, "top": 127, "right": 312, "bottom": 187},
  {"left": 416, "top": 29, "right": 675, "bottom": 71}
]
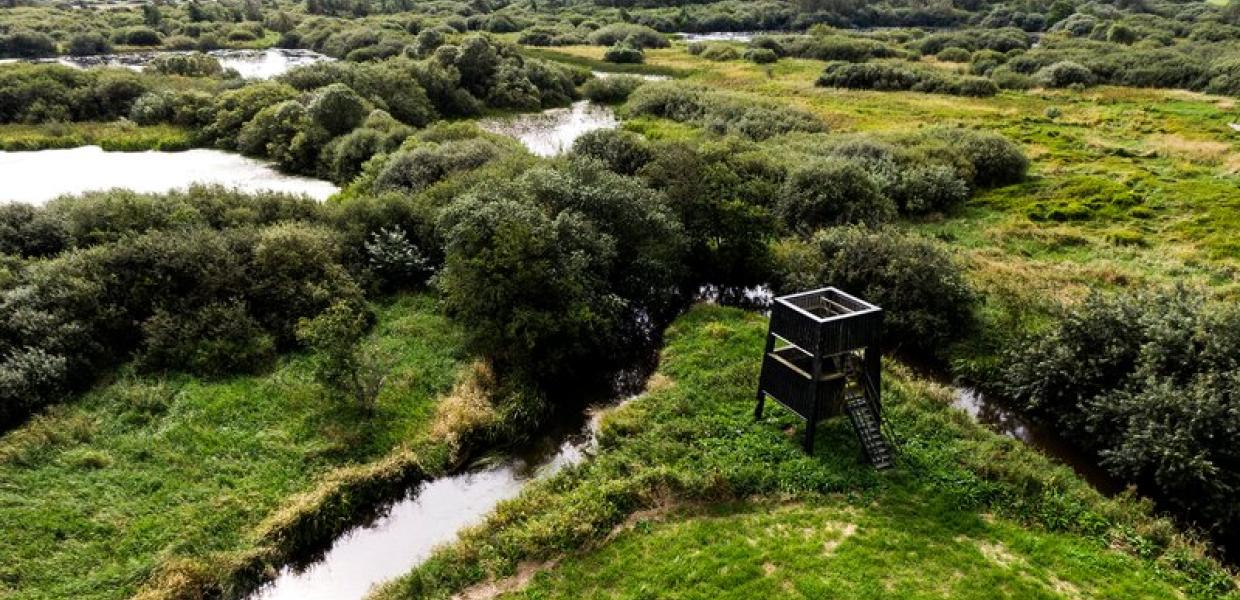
[
  {"left": 308, "top": 83, "right": 368, "bottom": 135},
  {"left": 143, "top": 3, "right": 163, "bottom": 27},
  {"left": 296, "top": 302, "right": 393, "bottom": 412}
]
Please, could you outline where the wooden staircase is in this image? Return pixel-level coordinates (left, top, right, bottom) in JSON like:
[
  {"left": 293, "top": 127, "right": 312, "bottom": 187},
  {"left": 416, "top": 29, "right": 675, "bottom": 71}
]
[{"left": 843, "top": 382, "right": 894, "bottom": 470}]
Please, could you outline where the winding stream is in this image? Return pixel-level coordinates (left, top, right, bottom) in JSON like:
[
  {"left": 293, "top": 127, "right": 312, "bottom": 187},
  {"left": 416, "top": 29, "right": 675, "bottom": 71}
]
[{"left": 247, "top": 369, "right": 650, "bottom": 600}]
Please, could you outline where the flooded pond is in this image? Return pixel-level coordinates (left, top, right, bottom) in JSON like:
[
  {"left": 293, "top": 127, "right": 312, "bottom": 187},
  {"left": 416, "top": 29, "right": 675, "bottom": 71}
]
[
  {"left": 0, "top": 146, "right": 338, "bottom": 204},
  {"left": 249, "top": 369, "right": 650, "bottom": 600},
  {"left": 479, "top": 101, "right": 618, "bottom": 157},
  {"left": 951, "top": 386, "right": 1123, "bottom": 494},
  {"left": 4, "top": 48, "right": 330, "bottom": 79}
]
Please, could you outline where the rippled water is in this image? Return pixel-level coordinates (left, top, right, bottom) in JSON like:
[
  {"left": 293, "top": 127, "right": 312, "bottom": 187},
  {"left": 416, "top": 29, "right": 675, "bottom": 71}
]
[
  {"left": 479, "top": 101, "right": 618, "bottom": 157},
  {"left": 4, "top": 49, "right": 330, "bottom": 79},
  {"left": 0, "top": 146, "right": 338, "bottom": 204}
]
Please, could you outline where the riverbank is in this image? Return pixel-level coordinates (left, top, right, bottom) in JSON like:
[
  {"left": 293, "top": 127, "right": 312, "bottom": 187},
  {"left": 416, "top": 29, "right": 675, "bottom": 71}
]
[
  {"left": 371, "top": 304, "right": 1237, "bottom": 600},
  {"left": 0, "top": 122, "right": 193, "bottom": 152},
  {"left": 0, "top": 295, "right": 473, "bottom": 600}
]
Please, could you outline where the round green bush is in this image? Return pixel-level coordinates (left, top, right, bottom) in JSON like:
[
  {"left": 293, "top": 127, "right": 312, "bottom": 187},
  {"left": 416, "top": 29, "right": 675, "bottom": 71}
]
[
  {"left": 581, "top": 75, "right": 645, "bottom": 104},
  {"left": 776, "top": 158, "right": 895, "bottom": 232},
  {"left": 744, "top": 48, "right": 779, "bottom": 64},
  {"left": 604, "top": 44, "right": 645, "bottom": 65},
  {"left": 1035, "top": 61, "right": 1095, "bottom": 88},
  {"left": 700, "top": 44, "right": 740, "bottom": 61},
  {"left": 936, "top": 47, "right": 971, "bottom": 62}
]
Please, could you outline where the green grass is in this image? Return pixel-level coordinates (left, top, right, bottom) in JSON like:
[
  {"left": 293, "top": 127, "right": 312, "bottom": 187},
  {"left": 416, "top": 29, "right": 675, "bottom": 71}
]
[
  {"left": 370, "top": 304, "right": 1235, "bottom": 600},
  {"left": 0, "top": 122, "right": 194, "bottom": 152},
  {"left": 0, "top": 294, "right": 467, "bottom": 600},
  {"left": 508, "top": 499, "right": 1183, "bottom": 600},
  {"left": 538, "top": 45, "right": 1240, "bottom": 301}
]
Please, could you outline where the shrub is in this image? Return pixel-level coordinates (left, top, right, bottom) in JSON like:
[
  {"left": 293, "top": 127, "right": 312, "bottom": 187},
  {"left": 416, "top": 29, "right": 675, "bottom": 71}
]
[
  {"left": 1035, "top": 60, "right": 1095, "bottom": 88},
  {"left": 998, "top": 287, "right": 1240, "bottom": 541},
  {"left": 0, "top": 31, "right": 57, "bottom": 59},
  {"left": 936, "top": 47, "right": 972, "bottom": 62},
  {"left": 582, "top": 75, "right": 645, "bottom": 104},
  {"left": 67, "top": 32, "right": 113, "bottom": 56},
  {"left": 774, "top": 226, "right": 977, "bottom": 357},
  {"left": 149, "top": 53, "right": 224, "bottom": 77},
  {"left": 700, "top": 44, "right": 740, "bottom": 61},
  {"left": 373, "top": 138, "right": 504, "bottom": 193},
  {"left": 364, "top": 225, "right": 432, "bottom": 289},
  {"left": 117, "top": 27, "right": 163, "bottom": 47},
  {"left": 436, "top": 159, "right": 683, "bottom": 382},
  {"left": 588, "top": 24, "right": 669, "bottom": 49},
  {"left": 776, "top": 158, "right": 895, "bottom": 232},
  {"left": 625, "top": 82, "right": 826, "bottom": 141},
  {"left": 744, "top": 48, "right": 779, "bottom": 64},
  {"left": 890, "top": 164, "right": 970, "bottom": 214},
  {"left": 816, "top": 61, "right": 997, "bottom": 97},
  {"left": 296, "top": 301, "right": 392, "bottom": 412},
  {"left": 604, "top": 44, "right": 645, "bottom": 64},
  {"left": 931, "top": 127, "right": 1029, "bottom": 187},
  {"left": 307, "top": 83, "right": 368, "bottom": 135},
  {"left": 0, "top": 204, "right": 69, "bottom": 258},
  {"left": 137, "top": 301, "right": 275, "bottom": 377},
  {"left": 0, "top": 347, "right": 68, "bottom": 425},
  {"left": 571, "top": 129, "right": 653, "bottom": 176}
]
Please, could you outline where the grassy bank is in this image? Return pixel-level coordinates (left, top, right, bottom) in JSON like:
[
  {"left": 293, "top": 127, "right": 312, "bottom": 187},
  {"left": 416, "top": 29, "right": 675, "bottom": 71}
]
[
  {"left": 0, "top": 294, "right": 468, "bottom": 600},
  {"left": 0, "top": 122, "right": 194, "bottom": 152},
  {"left": 371, "top": 304, "right": 1236, "bottom": 600}
]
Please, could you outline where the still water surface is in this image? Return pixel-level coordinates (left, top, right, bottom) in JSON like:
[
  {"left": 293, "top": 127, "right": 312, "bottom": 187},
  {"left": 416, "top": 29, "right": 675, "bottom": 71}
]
[
  {"left": 478, "top": 100, "right": 618, "bottom": 157},
  {"left": 249, "top": 390, "right": 635, "bottom": 600},
  {"left": 0, "top": 146, "right": 338, "bottom": 204}
]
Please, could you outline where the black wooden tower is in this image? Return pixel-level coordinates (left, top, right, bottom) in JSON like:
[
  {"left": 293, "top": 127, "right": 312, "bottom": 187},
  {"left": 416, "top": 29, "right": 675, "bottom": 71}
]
[{"left": 754, "top": 287, "right": 894, "bottom": 469}]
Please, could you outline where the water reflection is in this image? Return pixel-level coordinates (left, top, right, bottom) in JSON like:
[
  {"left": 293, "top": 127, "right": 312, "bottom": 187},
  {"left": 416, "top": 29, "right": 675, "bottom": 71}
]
[
  {"left": 478, "top": 101, "right": 618, "bottom": 157},
  {"left": 0, "top": 146, "right": 338, "bottom": 205},
  {"left": 3, "top": 49, "right": 330, "bottom": 79},
  {"left": 951, "top": 386, "right": 1123, "bottom": 495},
  {"left": 249, "top": 388, "right": 637, "bottom": 600}
]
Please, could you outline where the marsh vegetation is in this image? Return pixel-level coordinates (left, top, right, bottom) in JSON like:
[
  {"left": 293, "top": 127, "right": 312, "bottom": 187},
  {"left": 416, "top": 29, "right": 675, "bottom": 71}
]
[{"left": 2, "top": 0, "right": 1239, "bottom": 597}]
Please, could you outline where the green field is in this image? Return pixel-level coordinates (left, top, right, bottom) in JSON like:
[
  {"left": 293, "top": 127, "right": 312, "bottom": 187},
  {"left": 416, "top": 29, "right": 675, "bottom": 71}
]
[
  {"left": 372, "top": 305, "right": 1233, "bottom": 600},
  {"left": 0, "top": 295, "right": 466, "bottom": 600}
]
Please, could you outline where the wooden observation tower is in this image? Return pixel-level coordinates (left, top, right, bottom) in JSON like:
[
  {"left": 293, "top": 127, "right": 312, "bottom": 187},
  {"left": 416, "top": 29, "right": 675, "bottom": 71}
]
[{"left": 754, "top": 287, "right": 894, "bottom": 469}]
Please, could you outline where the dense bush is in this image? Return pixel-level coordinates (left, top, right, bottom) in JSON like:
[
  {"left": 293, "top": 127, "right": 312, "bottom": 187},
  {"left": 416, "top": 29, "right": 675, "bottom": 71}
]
[
  {"left": 137, "top": 300, "right": 275, "bottom": 377},
  {"left": 699, "top": 44, "right": 739, "bottom": 61},
  {"left": 625, "top": 82, "right": 826, "bottom": 140},
  {"left": 776, "top": 157, "right": 894, "bottom": 232},
  {"left": 0, "top": 30, "right": 56, "bottom": 58},
  {"left": 149, "top": 53, "right": 224, "bottom": 77},
  {"left": 581, "top": 75, "right": 646, "bottom": 103},
  {"left": 603, "top": 44, "right": 644, "bottom": 64},
  {"left": 816, "top": 61, "right": 998, "bottom": 97},
  {"left": 998, "top": 287, "right": 1240, "bottom": 541},
  {"left": 436, "top": 159, "right": 684, "bottom": 382},
  {"left": 372, "top": 138, "right": 505, "bottom": 193},
  {"left": 67, "top": 32, "right": 113, "bottom": 56},
  {"left": 773, "top": 226, "right": 977, "bottom": 357},
  {"left": 0, "top": 215, "right": 363, "bottom": 427},
  {"left": 571, "top": 129, "right": 653, "bottom": 176},
  {"left": 744, "top": 48, "right": 779, "bottom": 64},
  {"left": 588, "top": 23, "right": 668, "bottom": 49},
  {"left": 1034, "top": 60, "right": 1095, "bottom": 87},
  {"left": 0, "top": 65, "right": 152, "bottom": 124},
  {"left": 776, "top": 34, "right": 903, "bottom": 62}
]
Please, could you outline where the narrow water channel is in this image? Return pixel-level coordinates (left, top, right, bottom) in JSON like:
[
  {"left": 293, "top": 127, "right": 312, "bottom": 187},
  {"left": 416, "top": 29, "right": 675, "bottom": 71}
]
[
  {"left": 949, "top": 386, "right": 1123, "bottom": 494},
  {"left": 247, "top": 368, "right": 651, "bottom": 600}
]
